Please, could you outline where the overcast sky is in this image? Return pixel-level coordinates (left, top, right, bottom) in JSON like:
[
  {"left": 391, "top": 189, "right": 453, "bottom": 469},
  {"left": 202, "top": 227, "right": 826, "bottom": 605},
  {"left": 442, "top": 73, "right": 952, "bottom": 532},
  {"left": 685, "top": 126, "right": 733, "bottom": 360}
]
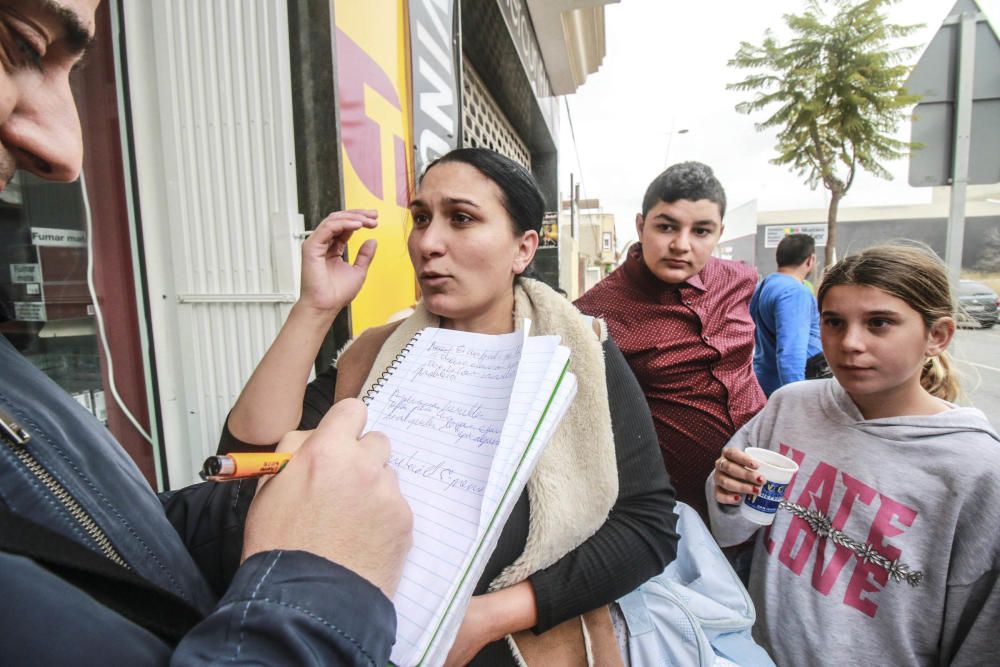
[{"left": 557, "top": 0, "right": 1000, "bottom": 247}]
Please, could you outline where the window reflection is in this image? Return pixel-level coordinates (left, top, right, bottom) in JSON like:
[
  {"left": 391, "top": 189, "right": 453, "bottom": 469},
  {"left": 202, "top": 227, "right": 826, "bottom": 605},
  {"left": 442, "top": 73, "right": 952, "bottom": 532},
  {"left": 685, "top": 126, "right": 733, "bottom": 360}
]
[{"left": 0, "top": 172, "right": 108, "bottom": 424}]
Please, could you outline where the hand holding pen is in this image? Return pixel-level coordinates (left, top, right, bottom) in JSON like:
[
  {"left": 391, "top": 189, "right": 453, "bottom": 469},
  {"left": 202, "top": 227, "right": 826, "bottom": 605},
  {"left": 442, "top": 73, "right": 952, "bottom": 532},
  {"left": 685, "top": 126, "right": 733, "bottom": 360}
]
[{"left": 239, "top": 399, "right": 413, "bottom": 599}]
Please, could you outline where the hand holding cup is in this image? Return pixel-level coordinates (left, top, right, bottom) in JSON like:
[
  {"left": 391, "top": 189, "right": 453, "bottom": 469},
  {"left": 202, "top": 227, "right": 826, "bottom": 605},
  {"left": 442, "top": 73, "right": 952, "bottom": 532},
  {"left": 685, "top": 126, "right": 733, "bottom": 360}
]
[
  {"left": 713, "top": 448, "right": 764, "bottom": 505},
  {"left": 713, "top": 447, "right": 799, "bottom": 526}
]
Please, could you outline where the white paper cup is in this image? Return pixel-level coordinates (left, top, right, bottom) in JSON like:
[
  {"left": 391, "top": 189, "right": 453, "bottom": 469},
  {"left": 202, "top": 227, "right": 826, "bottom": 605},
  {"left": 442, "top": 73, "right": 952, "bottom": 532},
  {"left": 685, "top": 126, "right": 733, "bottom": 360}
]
[{"left": 739, "top": 447, "right": 799, "bottom": 525}]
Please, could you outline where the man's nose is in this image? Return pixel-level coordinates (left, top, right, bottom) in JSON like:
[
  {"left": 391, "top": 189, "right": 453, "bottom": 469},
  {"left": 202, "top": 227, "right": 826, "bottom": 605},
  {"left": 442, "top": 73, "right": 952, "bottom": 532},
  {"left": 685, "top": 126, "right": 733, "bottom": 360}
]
[
  {"left": 0, "top": 75, "right": 84, "bottom": 183},
  {"left": 670, "top": 229, "right": 691, "bottom": 252}
]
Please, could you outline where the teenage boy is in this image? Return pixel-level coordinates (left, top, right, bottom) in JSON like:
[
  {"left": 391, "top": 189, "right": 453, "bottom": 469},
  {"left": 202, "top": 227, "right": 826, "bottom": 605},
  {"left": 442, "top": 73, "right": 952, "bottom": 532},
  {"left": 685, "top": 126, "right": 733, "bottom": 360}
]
[{"left": 576, "top": 162, "right": 765, "bottom": 520}]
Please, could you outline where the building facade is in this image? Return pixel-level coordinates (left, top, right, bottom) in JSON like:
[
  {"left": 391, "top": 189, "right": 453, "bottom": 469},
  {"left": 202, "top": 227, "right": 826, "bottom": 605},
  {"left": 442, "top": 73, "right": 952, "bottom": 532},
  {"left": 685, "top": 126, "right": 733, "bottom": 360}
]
[
  {"left": 0, "top": 0, "right": 614, "bottom": 489},
  {"left": 752, "top": 185, "right": 1000, "bottom": 277},
  {"left": 557, "top": 199, "right": 618, "bottom": 299}
]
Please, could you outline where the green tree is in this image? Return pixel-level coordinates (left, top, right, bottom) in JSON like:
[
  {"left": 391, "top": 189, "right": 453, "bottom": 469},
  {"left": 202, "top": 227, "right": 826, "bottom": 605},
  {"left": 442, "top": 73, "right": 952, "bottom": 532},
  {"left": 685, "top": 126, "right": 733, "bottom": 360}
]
[{"left": 728, "top": 0, "right": 921, "bottom": 267}]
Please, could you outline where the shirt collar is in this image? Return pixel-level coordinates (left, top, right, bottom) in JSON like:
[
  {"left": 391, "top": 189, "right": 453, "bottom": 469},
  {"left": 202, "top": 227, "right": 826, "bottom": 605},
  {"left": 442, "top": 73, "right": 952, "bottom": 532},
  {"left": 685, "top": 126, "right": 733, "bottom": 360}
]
[{"left": 624, "top": 242, "right": 710, "bottom": 293}]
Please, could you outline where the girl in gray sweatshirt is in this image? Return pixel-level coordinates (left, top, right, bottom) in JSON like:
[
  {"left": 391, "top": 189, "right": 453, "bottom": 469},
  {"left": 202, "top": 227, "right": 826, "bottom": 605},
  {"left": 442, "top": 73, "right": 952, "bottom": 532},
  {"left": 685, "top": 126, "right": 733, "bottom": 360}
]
[{"left": 707, "top": 245, "right": 1000, "bottom": 666}]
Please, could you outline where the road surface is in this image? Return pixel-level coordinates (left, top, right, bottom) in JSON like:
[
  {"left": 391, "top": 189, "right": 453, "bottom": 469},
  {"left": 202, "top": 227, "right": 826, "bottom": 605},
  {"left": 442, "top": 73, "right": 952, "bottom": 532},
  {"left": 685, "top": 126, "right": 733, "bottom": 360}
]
[{"left": 953, "top": 325, "right": 1000, "bottom": 429}]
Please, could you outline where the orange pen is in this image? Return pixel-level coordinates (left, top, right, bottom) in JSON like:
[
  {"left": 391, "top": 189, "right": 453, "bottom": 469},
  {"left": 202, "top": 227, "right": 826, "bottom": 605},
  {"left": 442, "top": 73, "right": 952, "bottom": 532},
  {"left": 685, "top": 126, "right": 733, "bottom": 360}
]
[{"left": 200, "top": 452, "right": 293, "bottom": 481}]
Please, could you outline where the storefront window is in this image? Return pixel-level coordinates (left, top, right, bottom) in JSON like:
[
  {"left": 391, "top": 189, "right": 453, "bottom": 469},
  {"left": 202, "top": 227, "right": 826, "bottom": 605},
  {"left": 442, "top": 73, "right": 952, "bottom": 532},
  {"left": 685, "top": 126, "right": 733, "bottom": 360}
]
[{"left": 0, "top": 175, "right": 107, "bottom": 419}]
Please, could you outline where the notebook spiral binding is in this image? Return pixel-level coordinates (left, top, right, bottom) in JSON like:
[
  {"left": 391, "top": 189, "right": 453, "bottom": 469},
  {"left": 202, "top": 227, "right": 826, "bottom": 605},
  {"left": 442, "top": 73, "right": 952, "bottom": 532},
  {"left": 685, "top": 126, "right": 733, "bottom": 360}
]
[{"left": 361, "top": 329, "right": 425, "bottom": 406}]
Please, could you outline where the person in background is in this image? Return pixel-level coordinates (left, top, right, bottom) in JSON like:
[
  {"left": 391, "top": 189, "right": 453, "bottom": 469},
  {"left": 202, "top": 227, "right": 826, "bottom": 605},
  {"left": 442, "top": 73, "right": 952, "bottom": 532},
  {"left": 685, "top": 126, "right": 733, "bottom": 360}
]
[
  {"left": 749, "top": 233, "right": 823, "bottom": 396},
  {"left": 222, "top": 147, "right": 679, "bottom": 666},
  {"left": 575, "top": 162, "right": 765, "bottom": 521},
  {"left": 708, "top": 244, "right": 1000, "bottom": 665},
  {"left": 0, "top": 1, "right": 411, "bottom": 664}
]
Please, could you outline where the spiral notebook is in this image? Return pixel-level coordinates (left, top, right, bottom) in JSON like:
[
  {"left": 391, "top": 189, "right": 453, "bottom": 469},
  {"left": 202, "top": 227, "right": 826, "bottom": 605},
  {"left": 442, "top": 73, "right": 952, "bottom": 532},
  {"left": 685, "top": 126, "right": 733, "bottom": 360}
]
[{"left": 361, "top": 320, "right": 577, "bottom": 667}]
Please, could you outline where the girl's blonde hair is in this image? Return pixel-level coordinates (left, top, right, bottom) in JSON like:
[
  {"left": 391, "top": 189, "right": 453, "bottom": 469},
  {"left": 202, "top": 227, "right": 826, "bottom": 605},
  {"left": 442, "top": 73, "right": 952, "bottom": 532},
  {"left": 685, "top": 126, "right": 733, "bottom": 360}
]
[{"left": 817, "top": 244, "right": 959, "bottom": 401}]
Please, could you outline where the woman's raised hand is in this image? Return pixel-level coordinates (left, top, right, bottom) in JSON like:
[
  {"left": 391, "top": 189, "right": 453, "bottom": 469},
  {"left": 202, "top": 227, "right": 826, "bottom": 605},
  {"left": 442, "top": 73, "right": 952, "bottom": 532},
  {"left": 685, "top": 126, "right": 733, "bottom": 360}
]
[
  {"left": 712, "top": 447, "right": 764, "bottom": 506},
  {"left": 298, "top": 209, "right": 378, "bottom": 314}
]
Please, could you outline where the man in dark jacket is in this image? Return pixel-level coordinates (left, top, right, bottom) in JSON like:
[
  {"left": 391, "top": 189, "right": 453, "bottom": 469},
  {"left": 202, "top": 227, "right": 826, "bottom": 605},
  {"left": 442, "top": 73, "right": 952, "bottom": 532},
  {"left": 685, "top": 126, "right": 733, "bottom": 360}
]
[{"left": 0, "top": 2, "right": 411, "bottom": 664}]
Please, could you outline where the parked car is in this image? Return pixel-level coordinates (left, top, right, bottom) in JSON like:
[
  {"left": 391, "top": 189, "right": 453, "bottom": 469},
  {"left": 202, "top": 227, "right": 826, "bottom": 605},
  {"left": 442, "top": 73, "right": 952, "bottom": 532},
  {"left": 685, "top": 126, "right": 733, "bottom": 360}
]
[{"left": 957, "top": 280, "right": 999, "bottom": 329}]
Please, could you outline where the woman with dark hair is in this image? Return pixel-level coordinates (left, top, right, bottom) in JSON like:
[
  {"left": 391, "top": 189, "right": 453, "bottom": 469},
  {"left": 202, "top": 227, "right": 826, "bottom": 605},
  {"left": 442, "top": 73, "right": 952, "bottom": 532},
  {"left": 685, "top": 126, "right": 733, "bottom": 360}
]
[{"left": 221, "top": 148, "right": 678, "bottom": 665}]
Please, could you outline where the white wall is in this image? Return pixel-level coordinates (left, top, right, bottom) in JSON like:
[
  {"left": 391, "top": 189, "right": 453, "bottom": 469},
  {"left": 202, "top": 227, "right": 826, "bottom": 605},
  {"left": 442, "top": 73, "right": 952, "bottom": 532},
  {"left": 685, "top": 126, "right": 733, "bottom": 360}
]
[{"left": 122, "top": 1, "right": 303, "bottom": 487}]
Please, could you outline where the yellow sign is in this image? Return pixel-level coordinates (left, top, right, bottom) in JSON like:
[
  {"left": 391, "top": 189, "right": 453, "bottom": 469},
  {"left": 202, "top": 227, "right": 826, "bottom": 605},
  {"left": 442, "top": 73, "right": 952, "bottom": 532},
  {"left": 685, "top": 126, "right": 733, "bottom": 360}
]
[{"left": 333, "top": 0, "right": 416, "bottom": 333}]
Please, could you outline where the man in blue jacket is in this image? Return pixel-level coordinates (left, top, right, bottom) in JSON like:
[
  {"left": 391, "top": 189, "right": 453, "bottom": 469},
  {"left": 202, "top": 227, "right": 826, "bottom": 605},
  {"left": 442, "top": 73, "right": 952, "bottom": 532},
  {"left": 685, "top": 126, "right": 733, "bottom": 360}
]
[
  {"left": 0, "top": 2, "right": 411, "bottom": 664},
  {"left": 749, "top": 233, "right": 823, "bottom": 396}
]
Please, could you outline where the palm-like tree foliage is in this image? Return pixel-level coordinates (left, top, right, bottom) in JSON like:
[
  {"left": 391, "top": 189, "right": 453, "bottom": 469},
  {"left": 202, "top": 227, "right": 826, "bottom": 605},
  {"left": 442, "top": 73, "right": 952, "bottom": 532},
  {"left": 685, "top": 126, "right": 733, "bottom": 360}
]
[{"left": 729, "top": 0, "right": 921, "bottom": 266}]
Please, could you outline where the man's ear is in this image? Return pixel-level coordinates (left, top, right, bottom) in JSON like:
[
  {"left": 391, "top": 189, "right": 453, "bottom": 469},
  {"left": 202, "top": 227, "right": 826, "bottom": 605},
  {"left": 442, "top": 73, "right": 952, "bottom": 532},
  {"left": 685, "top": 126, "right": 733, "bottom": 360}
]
[
  {"left": 926, "top": 316, "right": 956, "bottom": 357},
  {"left": 513, "top": 230, "right": 540, "bottom": 275},
  {"left": 635, "top": 213, "right": 644, "bottom": 238}
]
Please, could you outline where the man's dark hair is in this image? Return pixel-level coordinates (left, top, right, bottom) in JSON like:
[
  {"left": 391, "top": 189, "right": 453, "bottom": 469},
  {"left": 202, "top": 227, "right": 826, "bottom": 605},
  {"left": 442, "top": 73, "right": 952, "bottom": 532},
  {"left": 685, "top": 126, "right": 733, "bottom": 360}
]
[
  {"left": 775, "top": 233, "right": 816, "bottom": 268},
  {"left": 641, "top": 161, "right": 726, "bottom": 219}
]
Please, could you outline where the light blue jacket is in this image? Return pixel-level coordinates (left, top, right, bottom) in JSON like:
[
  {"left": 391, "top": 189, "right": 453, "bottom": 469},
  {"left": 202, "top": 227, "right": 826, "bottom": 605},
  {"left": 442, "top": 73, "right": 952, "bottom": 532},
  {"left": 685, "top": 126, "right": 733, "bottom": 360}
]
[{"left": 617, "top": 503, "right": 774, "bottom": 666}]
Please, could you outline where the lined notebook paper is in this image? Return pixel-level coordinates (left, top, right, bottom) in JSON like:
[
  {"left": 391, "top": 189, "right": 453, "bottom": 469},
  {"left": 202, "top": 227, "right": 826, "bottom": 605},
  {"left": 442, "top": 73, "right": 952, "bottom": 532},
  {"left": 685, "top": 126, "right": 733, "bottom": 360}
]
[{"left": 361, "top": 321, "right": 576, "bottom": 667}]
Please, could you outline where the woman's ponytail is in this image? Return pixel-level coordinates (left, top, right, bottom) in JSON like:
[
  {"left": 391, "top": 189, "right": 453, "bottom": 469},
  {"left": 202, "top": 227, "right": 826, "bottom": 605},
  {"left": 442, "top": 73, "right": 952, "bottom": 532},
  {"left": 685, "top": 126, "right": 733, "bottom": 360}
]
[{"left": 921, "top": 351, "right": 959, "bottom": 402}]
